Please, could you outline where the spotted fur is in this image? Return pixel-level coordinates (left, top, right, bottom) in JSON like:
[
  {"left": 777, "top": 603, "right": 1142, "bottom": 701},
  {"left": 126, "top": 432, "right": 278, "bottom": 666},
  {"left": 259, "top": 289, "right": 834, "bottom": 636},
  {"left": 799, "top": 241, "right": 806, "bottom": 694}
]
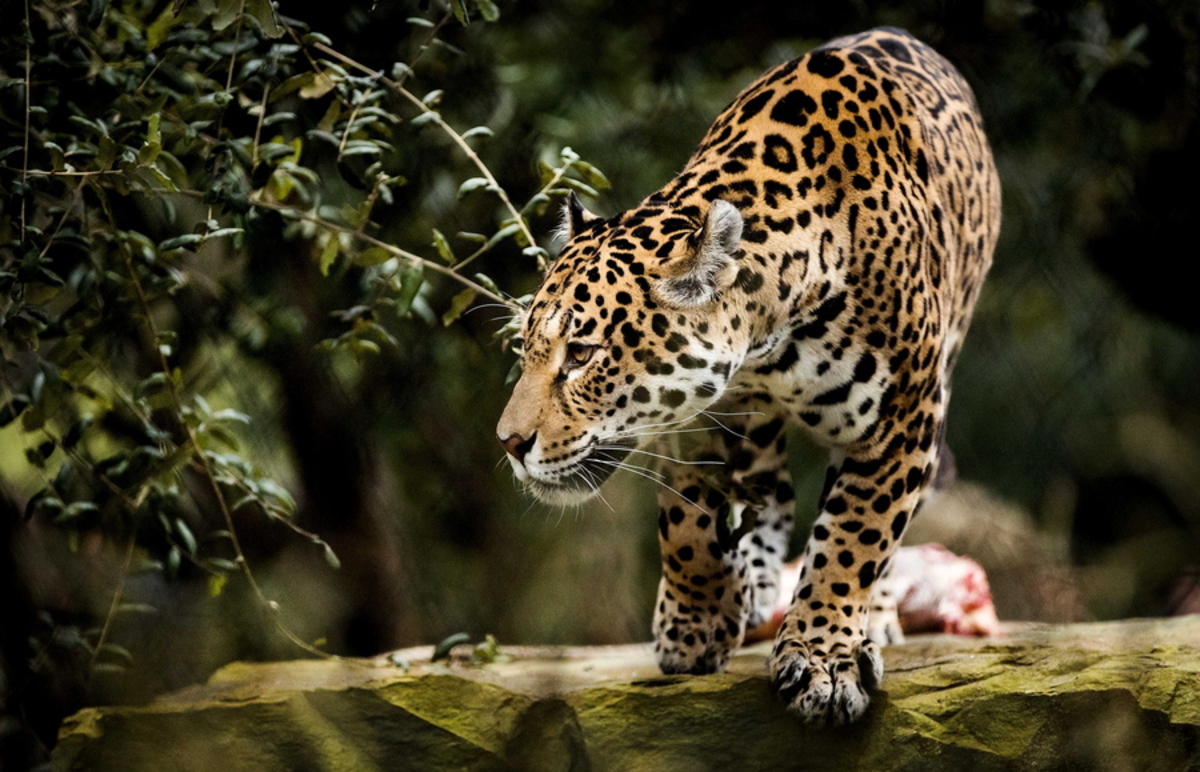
[{"left": 497, "top": 28, "right": 1000, "bottom": 726}]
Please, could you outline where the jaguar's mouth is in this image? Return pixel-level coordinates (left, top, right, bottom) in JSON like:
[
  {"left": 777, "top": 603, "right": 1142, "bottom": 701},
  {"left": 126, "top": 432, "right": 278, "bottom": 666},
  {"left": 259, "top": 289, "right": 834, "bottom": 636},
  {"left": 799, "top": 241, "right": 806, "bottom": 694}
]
[{"left": 524, "top": 438, "right": 636, "bottom": 506}]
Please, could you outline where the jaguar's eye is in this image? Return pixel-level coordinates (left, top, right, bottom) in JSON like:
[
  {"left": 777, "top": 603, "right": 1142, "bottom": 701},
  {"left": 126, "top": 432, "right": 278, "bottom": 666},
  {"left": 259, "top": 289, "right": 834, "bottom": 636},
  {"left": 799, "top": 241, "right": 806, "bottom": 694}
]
[{"left": 564, "top": 342, "right": 597, "bottom": 369}]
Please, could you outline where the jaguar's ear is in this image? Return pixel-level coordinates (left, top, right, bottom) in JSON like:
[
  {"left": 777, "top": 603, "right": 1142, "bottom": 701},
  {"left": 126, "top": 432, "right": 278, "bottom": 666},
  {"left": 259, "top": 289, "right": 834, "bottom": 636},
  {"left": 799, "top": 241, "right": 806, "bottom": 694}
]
[
  {"left": 554, "top": 191, "right": 600, "bottom": 247},
  {"left": 656, "top": 199, "right": 743, "bottom": 308}
]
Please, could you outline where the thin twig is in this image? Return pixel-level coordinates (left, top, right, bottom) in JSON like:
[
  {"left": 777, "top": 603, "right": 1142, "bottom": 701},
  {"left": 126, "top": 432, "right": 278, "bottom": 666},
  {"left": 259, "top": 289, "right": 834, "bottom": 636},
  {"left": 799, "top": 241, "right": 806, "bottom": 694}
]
[
  {"left": 251, "top": 83, "right": 271, "bottom": 168},
  {"left": 3, "top": 166, "right": 123, "bottom": 177},
  {"left": 336, "top": 91, "right": 366, "bottom": 162},
  {"left": 90, "top": 536, "right": 137, "bottom": 669},
  {"left": 20, "top": 0, "right": 32, "bottom": 237},
  {"left": 223, "top": 0, "right": 245, "bottom": 94}
]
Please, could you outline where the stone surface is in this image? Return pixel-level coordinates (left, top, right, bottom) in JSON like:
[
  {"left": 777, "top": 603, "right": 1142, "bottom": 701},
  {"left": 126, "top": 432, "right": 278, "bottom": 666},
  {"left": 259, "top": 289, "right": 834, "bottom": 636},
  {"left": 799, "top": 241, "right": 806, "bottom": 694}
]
[{"left": 53, "top": 617, "right": 1200, "bottom": 771}]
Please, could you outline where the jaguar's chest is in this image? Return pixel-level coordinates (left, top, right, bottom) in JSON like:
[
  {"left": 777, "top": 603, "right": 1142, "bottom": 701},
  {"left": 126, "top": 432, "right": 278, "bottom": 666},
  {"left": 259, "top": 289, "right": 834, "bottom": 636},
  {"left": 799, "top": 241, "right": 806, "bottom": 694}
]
[{"left": 733, "top": 323, "right": 891, "bottom": 445}]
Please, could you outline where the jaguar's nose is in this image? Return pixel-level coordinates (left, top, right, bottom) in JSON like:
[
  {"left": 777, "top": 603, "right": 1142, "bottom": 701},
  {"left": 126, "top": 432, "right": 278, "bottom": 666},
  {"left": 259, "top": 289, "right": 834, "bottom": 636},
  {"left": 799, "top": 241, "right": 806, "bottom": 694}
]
[{"left": 499, "top": 432, "right": 537, "bottom": 463}]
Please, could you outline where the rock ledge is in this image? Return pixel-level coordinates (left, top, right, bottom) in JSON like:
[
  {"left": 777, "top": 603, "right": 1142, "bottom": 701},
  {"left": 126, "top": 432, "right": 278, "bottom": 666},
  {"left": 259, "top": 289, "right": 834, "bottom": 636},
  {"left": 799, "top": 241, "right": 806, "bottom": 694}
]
[{"left": 54, "top": 617, "right": 1200, "bottom": 771}]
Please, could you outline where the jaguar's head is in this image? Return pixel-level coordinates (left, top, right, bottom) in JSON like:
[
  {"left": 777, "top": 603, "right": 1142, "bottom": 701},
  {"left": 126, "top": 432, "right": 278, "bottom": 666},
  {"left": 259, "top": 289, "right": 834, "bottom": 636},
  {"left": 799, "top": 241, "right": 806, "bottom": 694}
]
[{"left": 497, "top": 195, "right": 746, "bottom": 505}]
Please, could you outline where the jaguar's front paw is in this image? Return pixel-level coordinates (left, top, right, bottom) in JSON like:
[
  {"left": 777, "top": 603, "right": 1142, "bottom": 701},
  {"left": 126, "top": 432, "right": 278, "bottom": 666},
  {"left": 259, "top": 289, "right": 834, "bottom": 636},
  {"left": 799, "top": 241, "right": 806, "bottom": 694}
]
[{"left": 768, "top": 633, "right": 883, "bottom": 726}]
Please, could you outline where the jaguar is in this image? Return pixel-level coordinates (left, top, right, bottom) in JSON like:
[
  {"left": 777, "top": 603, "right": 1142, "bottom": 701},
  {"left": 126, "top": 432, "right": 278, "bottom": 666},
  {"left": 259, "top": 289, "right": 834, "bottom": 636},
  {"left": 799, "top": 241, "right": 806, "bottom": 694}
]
[{"left": 497, "top": 27, "right": 1001, "bottom": 726}]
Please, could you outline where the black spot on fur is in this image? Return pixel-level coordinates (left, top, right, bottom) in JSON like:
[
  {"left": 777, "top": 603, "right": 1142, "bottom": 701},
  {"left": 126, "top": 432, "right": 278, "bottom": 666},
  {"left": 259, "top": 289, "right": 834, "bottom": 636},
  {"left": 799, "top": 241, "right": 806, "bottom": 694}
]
[
  {"left": 770, "top": 89, "right": 818, "bottom": 127},
  {"left": 763, "top": 135, "right": 798, "bottom": 173},
  {"left": 736, "top": 268, "right": 764, "bottom": 293},
  {"left": 878, "top": 36, "right": 913, "bottom": 64},
  {"left": 661, "top": 389, "right": 686, "bottom": 408},
  {"left": 749, "top": 418, "right": 785, "bottom": 448},
  {"left": 807, "top": 51, "right": 845, "bottom": 78},
  {"left": 858, "top": 560, "right": 877, "bottom": 588},
  {"left": 740, "top": 89, "right": 776, "bottom": 121}
]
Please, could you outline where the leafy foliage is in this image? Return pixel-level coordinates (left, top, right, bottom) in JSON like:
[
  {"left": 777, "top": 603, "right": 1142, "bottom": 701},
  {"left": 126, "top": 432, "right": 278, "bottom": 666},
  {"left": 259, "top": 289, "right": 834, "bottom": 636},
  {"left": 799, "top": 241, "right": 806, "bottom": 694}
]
[{"left": 0, "top": 0, "right": 606, "bottom": 740}]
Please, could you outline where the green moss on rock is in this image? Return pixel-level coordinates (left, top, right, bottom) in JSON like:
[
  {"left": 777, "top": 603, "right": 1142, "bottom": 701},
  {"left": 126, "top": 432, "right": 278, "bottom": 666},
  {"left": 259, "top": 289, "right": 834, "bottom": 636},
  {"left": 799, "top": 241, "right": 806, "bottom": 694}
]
[{"left": 53, "top": 618, "right": 1200, "bottom": 771}]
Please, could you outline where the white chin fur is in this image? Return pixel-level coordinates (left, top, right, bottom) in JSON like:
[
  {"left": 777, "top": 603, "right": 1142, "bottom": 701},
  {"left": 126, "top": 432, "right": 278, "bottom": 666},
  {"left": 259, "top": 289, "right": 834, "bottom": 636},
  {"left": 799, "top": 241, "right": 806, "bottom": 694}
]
[{"left": 526, "top": 480, "right": 596, "bottom": 507}]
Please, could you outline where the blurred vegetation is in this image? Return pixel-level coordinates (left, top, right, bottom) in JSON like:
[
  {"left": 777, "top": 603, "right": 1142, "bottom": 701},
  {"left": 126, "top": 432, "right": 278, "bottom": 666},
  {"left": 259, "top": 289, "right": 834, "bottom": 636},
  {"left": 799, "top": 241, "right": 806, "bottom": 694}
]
[{"left": 1, "top": 0, "right": 1198, "bottom": 765}]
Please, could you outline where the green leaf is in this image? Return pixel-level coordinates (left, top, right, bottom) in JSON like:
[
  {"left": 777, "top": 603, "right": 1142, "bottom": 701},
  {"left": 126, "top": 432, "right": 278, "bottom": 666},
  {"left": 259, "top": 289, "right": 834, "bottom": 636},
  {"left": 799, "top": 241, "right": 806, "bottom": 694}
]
[
  {"left": 473, "top": 273, "right": 501, "bottom": 295},
  {"left": 441, "top": 288, "right": 476, "bottom": 326},
  {"left": 97, "top": 135, "right": 117, "bottom": 170},
  {"left": 353, "top": 246, "right": 393, "bottom": 267},
  {"left": 137, "top": 141, "right": 161, "bottom": 167},
  {"left": 395, "top": 262, "right": 424, "bottom": 317},
  {"left": 462, "top": 126, "right": 493, "bottom": 140},
  {"left": 272, "top": 73, "right": 315, "bottom": 102},
  {"left": 432, "top": 632, "right": 471, "bottom": 661},
  {"left": 339, "top": 145, "right": 382, "bottom": 158},
  {"left": 410, "top": 112, "right": 440, "bottom": 129},
  {"left": 449, "top": 0, "right": 469, "bottom": 25},
  {"left": 203, "top": 227, "right": 244, "bottom": 241},
  {"left": 301, "top": 32, "right": 332, "bottom": 46},
  {"left": 158, "top": 233, "right": 203, "bottom": 252},
  {"left": 173, "top": 518, "right": 197, "bottom": 555},
  {"left": 536, "top": 160, "right": 557, "bottom": 186},
  {"left": 87, "top": 0, "right": 107, "bottom": 26},
  {"left": 210, "top": 409, "right": 250, "bottom": 425},
  {"left": 246, "top": 0, "right": 282, "bottom": 37},
  {"left": 560, "top": 177, "right": 599, "bottom": 199},
  {"left": 525, "top": 192, "right": 552, "bottom": 215},
  {"left": 431, "top": 229, "right": 455, "bottom": 264},
  {"left": 572, "top": 160, "right": 611, "bottom": 190},
  {"left": 98, "top": 642, "right": 134, "bottom": 665},
  {"left": 486, "top": 223, "right": 521, "bottom": 249},
  {"left": 263, "top": 112, "right": 295, "bottom": 128},
  {"left": 422, "top": 89, "right": 444, "bottom": 107},
  {"left": 55, "top": 501, "right": 100, "bottom": 524},
  {"left": 258, "top": 479, "right": 296, "bottom": 511},
  {"left": 258, "top": 142, "right": 297, "bottom": 162},
  {"left": 457, "top": 177, "right": 490, "bottom": 199},
  {"left": 213, "top": 0, "right": 242, "bottom": 31},
  {"left": 523, "top": 246, "right": 549, "bottom": 262},
  {"left": 473, "top": 0, "right": 500, "bottom": 22},
  {"left": 320, "top": 542, "right": 341, "bottom": 570},
  {"left": 319, "top": 235, "right": 340, "bottom": 276}
]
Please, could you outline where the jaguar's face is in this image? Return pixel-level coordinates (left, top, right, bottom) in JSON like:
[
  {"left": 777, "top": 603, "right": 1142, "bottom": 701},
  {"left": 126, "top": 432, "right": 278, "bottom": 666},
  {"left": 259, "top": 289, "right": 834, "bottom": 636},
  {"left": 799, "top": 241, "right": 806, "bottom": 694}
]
[{"left": 496, "top": 198, "right": 746, "bottom": 505}]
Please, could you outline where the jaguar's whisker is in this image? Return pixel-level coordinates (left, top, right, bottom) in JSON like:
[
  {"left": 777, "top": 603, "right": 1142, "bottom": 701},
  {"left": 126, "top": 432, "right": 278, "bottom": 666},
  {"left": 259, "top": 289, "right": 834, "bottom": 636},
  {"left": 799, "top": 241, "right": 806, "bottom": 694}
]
[
  {"left": 593, "top": 445, "right": 722, "bottom": 468},
  {"left": 589, "top": 458, "right": 714, "bottom": 516}
]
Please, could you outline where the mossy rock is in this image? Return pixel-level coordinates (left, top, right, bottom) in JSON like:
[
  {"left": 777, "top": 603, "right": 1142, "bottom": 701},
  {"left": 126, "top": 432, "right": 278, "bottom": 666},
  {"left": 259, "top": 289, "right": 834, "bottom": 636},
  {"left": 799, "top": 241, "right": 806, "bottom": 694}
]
[{"left": 53, "top": 617, "right": 1200, "bottom": 771}]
